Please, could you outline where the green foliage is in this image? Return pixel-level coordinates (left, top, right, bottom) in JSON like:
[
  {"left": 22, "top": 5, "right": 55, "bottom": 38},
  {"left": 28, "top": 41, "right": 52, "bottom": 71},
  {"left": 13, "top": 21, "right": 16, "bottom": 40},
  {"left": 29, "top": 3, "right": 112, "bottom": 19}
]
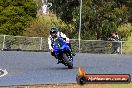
[
  {"left": 0, "top": 0, "right": 37, "bottom": 35},
  {"left": 50, "top": 0, "right": 130, "bottom": 40},
  {"left": 0, "top": 0, "right": 131, "bottom": 40},
  {"left": 72, "top": 0, "right": 129, "bottom": 40},
  {"left": 118, "top": 23, "right": 132, "bottom": 40},
  {"left": 118, "top": 23, "right": 132, "bottom": 54},
  {"left": 116, "top": 0, "right": 132, "bottom": 22},
  {"left": 49, "top": 0, "right": 79, "bottom": 23},
  {"left": 24, "top": 15, "right": 75, "bottom": 38},
  {"left": 124, "top": 34, "right": 132, "bottom": 54}
]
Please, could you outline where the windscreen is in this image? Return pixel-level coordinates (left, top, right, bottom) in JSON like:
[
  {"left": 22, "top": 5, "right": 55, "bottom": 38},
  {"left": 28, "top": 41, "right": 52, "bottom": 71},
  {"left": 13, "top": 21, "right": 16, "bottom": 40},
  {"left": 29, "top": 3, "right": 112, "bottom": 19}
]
[{"left": 53, "top": 38, "right": 64, "bottom": 48}]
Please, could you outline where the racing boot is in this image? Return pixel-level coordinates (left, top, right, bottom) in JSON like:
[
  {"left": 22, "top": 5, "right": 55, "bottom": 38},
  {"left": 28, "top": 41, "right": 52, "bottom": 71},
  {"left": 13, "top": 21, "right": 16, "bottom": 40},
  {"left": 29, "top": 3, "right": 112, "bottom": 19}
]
[{"left": 57, "top": 59, "right": 63, "bottom": 64}]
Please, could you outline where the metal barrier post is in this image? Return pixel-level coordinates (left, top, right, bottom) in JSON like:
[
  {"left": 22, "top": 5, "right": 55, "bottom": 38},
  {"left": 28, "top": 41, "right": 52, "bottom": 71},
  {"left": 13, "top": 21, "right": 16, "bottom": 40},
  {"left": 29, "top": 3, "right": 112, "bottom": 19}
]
[
  {"left": 120, "top": 41, "right": 122, "bottom": 54},
  {"left": 40, "top": 37, "right": 43, "bottom": 50},
  {"left": 2, "top": 35, "right": 6, "bottom": 49}
]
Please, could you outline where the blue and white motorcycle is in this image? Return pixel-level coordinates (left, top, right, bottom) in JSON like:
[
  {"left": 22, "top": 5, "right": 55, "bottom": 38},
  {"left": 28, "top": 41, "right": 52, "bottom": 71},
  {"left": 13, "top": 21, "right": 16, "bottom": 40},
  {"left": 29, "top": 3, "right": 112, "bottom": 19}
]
[{"left": 53, "top": 37, "right": 73, "bottom": 69}]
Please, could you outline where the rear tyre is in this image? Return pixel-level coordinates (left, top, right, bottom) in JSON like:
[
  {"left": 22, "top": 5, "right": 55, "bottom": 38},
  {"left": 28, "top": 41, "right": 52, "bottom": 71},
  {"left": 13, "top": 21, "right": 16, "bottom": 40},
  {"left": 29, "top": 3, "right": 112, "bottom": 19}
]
[{"left": 63, "top": 54, "right": 73, "bottom": 69}]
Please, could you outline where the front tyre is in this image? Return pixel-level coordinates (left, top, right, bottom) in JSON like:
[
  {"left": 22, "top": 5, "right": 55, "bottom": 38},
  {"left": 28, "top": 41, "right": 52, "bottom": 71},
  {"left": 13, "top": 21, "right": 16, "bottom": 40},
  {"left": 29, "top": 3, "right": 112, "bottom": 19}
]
[{"left": 63, "top": 54, "right": 73, "bottom": 69}]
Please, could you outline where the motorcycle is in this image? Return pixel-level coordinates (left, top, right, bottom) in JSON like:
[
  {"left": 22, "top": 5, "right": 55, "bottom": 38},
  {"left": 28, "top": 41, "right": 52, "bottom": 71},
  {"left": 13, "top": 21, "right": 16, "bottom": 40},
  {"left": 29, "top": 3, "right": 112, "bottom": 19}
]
[{"left": 53, "top": 37, "right": 73, "bottom": 69}]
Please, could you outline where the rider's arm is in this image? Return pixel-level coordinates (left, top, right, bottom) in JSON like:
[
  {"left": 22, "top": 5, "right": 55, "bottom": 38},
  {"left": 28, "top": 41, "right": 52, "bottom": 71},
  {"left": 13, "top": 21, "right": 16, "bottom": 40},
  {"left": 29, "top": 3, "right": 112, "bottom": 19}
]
[
  {"left": 111, "top": 38, "right": 116, "bottom": 41},
  {"left": 48, "top": 36, "right": 53, "bottom": 50},
  {"left": 60, "top": 32, "right": 70, "bottom": 43}
]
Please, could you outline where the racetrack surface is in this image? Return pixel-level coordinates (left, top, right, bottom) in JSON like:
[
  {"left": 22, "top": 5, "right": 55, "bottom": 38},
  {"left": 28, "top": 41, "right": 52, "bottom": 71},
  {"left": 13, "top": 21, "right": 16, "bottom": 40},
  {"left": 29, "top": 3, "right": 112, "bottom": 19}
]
[{"left": 0, "top": 51, "right": 132, "bottom": 86}]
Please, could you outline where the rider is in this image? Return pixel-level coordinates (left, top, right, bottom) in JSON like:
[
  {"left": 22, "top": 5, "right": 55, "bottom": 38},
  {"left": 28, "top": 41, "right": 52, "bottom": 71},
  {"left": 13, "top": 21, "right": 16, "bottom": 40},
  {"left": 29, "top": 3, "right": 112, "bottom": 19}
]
[{"left": 48, "top": 27, "right": 74, "bottom": 61}]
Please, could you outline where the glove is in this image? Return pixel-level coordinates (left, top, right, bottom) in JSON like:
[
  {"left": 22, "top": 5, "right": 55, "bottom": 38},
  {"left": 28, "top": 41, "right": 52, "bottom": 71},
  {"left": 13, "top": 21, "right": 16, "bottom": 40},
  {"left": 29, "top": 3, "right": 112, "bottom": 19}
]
[
  {"left": 50, "top": 48, "right": 53, "bottom": 52},
  {"left": 66, "top": 40, "right": 70, "bottom": 43}
]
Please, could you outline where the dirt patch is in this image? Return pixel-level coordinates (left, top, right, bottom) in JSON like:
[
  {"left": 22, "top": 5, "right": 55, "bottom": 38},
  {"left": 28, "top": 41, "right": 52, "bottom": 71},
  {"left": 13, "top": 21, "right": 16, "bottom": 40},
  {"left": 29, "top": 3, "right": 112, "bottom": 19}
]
[
  {"left": 28, "top": 84, "right": 109, "bottom": 88},
  {"left": 2, "top": 83, "right": 132, "bottom": 88},
  {"left": 6, "top": 84, "right": 110, "bottom": 88}
]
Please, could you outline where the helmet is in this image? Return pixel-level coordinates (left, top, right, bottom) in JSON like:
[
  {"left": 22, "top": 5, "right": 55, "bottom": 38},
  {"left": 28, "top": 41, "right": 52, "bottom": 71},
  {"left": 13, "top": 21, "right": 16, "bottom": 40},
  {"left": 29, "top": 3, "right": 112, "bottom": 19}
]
[
  {"left": 50, "top": 27, "right": 58, "bottom": 34},
  {"left": 50, "top": 27, "right": 58, "bottom": 37}
]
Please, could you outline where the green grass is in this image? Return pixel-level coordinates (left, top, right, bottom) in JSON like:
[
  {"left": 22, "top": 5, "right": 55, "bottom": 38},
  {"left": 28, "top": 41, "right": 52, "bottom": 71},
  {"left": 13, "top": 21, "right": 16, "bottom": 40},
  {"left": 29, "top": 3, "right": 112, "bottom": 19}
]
[{"left": 109, "top": 83, "right": 132, "bottom": 88}]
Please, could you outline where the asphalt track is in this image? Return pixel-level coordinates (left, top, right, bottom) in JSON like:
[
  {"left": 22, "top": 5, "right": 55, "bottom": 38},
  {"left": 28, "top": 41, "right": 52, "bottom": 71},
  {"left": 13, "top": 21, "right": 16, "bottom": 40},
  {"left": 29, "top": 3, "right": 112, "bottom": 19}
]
[{"left": 0, "top": 51, "right": 132, "bottom": 86}]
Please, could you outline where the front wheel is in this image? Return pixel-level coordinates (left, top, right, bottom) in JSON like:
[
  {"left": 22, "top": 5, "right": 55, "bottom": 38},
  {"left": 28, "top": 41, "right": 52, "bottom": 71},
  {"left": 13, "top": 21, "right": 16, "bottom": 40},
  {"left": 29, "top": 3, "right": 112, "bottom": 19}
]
[{"left": 63, "top": 54, "right": 73, "bottom": 69}]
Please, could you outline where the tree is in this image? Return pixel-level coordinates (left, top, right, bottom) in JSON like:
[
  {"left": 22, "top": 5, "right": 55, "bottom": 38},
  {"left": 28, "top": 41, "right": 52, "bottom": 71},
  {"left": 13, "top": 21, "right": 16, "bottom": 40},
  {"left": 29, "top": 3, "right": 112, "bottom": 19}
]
[
  {"left": 0, "top": 0, "right": 37, "bottom": 35},
  {"left": 114, "top": 0, "right": 132, "bottom": 23},
  {"left": 49, "top": 0, "right": 79, "bottom": 23},
  {"left": 48, "top": 0, "right": 130, "bottom": 40},
  {"left": 72, "top": 0, "right": 129, "bottom": 40}
]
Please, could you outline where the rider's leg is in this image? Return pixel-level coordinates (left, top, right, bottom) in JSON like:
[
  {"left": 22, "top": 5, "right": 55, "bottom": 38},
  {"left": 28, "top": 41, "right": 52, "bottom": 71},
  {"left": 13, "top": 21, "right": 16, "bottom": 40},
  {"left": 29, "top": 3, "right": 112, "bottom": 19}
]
[
  {"left": 51, "top": 52, "right": 62, "bottom": 64},
  {"left": 51, "top": 52, "right": 58, "bottom": 59},
  {"left": 116, "top": 47, "right": 120, "bottom": 54}
]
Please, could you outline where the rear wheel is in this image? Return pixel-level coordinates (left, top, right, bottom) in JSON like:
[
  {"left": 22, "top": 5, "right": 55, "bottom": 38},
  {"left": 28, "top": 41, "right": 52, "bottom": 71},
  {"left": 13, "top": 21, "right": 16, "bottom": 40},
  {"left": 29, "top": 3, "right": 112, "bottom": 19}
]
[{"left": 63, "top": 53, "right": 73, "bottom": 69}]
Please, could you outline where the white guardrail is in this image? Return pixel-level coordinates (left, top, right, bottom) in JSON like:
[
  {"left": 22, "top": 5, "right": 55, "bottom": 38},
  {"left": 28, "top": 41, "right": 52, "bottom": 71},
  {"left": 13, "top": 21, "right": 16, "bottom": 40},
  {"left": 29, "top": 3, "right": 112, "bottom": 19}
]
[{"left": 0, "top": 35, "right": 132, "bottom": 54}]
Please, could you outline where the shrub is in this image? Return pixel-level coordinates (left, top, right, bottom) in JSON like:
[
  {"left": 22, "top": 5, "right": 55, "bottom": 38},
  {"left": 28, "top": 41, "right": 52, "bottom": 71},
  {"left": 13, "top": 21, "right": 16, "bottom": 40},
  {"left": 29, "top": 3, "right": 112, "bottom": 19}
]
[{"left": 24, "top": 15, "right": 75, "bottom": 38}]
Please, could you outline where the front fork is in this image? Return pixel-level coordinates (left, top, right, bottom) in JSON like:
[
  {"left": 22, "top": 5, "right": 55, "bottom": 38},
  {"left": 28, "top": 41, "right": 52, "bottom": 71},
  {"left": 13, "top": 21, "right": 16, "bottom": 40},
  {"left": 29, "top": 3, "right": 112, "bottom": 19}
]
[
  {"left": 55, "top": 52, "right": 64, "bottom": 62},
  {"left": 55, "top": 50, "right": 73, "bottom": 64}
]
